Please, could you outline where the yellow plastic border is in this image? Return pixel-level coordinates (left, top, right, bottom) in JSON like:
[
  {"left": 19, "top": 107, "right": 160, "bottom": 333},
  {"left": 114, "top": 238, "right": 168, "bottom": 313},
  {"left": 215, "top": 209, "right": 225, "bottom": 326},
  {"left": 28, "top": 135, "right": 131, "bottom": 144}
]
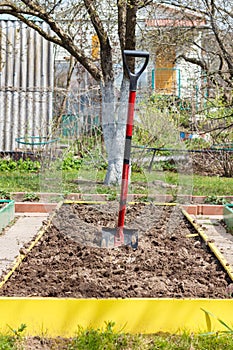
[
  {"left": 0, "top": 298, "right": 233, "bottom": 337},
  {"left": 0, "top": 202, "right": 233, "bottom": 337}
]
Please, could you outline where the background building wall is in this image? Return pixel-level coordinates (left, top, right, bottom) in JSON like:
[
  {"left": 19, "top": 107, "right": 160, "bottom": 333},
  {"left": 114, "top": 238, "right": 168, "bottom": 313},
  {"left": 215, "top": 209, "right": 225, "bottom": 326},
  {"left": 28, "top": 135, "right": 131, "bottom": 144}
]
[{"left": 0, "top": 15, "right": 54, "bottom": 151}]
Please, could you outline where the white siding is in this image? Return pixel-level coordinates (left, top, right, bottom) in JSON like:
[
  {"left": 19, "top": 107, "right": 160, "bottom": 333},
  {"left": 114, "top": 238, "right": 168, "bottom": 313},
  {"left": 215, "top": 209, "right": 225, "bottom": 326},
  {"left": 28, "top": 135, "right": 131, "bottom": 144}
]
[{"left": 0, "top": 18, "right": 54, "bottom": 151}]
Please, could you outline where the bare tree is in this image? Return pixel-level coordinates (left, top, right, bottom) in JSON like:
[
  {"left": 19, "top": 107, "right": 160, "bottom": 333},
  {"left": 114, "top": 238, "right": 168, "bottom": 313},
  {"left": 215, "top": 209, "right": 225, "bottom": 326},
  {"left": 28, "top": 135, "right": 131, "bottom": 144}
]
[{"left": 0, "top": 0, "right": 152, "bottom": 184}]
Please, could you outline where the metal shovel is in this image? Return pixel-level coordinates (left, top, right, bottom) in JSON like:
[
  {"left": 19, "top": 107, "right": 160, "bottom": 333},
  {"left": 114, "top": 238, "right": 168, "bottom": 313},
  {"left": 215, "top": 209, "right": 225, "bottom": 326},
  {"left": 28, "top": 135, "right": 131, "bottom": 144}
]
[{"left": 101, "top": 50, "right": 149, "bottom": 248}]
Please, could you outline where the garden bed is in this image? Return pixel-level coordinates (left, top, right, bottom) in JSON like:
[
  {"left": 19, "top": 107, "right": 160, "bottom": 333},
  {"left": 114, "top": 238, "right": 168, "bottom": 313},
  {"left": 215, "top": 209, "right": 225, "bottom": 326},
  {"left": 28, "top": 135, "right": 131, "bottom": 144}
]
[
  {"left": 0, "top": 200, "right": 15, "bottom": 232},
  {"left": 224, "top": 204, "right": 233, "bottom": 233},
  {"left": 0, "top": 202, "right": 231, "bottom": 298}
]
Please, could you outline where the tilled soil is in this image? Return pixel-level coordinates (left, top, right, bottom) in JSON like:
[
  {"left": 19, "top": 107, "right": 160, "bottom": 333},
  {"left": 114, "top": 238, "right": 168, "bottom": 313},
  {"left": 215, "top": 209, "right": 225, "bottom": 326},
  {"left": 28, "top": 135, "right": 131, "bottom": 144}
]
[{"left": 0, "top": 203, "right": 232, "bottom": 298}]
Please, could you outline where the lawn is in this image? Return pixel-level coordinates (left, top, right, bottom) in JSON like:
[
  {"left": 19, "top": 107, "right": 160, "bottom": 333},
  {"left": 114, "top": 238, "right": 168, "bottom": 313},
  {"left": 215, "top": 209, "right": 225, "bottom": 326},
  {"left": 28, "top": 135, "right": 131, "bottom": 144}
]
[
  {"left": 0, "top": 169, "right": 232, "bottom": 198},
  {"left": 2, "top": 327, "right": 233, "bottom": 349}
]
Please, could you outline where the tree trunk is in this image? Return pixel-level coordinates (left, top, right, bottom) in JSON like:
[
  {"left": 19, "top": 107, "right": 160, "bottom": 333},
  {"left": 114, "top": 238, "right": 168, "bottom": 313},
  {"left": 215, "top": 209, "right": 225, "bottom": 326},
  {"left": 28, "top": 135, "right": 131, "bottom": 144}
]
[{"left": 101, "top": 78, "right": 129, "bottom": 185}]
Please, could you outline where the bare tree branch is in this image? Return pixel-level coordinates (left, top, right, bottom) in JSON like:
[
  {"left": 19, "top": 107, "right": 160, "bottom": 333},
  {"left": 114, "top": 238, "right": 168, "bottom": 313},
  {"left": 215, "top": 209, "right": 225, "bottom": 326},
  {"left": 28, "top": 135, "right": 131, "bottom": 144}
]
[
  {"left": 117, "top": 0, "right": 126, "bottom": 51},
  {"left": 83, "top": 0, "right": 113, "bottom": 83},
  {"left": 208, "top": 0, "right": 233, "bottom": 77},
  {"left": 176, "top": 53, "right": 208, "bottom": 71},
  {"left": 0, "top": 1, "right": 102, "bottom": 81}
]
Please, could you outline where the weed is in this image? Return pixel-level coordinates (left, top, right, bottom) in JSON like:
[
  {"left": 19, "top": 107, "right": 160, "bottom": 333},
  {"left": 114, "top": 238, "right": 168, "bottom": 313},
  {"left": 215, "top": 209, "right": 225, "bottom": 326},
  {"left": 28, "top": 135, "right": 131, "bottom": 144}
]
[
  {"left": 0, "top": 190, "right": 11, "bottom": 199},
  {"left": 69, "top": 321, "right": 130, "bottom": 350},
  {"left": 204, "top": 195, "right": 230, "bottom": 205},
  {"left": 62, "top": 153, "right": 83, "bottom": 170},
  {"left": 22, "top": 192, "right": 40, "bottom": 202},
  {"left": 160, "top": 160, "right": 177, "bottom": 172},
  {"left": 131, "top": 162, "right": 144, "bottom": 173},
  {"left": 201, "top": 309, "right": 233, "bottom": 335},
  {"left": 107, "top": 190, "right": 118, "bottom": 201},
  {"left": 94, "top": 159, "right": 108, "bottom": 171},
  {"left": 7, "top": 324, "right": 27, "bottom": 340}
]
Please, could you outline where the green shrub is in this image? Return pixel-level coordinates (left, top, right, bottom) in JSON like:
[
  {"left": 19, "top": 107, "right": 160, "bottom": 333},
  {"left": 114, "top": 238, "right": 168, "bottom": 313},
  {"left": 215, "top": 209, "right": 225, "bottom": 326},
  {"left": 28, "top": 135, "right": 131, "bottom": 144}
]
[
  {"left": 204, "top": 195, "right": 230, "bottom": 205},
  {"left": 17, "top": 158, "right": 40, "bottom": 172},
  {"left": 62, "top": 154, "right": 83, "bottom": 170},
  {"left": 0, "top": 158, "right": 40, "bottom": 172}
]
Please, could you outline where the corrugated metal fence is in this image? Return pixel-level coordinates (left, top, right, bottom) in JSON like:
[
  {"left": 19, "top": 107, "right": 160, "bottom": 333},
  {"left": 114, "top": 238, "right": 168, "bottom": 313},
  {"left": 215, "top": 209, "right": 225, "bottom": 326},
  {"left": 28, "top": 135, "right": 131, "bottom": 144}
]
[{"left": 0, "top": 16, "right": 54, "bottom": 151}]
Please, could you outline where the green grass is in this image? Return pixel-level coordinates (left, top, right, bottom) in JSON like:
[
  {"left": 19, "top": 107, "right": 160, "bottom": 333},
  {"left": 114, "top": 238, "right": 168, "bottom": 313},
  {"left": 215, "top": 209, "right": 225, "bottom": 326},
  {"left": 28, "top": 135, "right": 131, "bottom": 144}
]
[
  {"left": 0, "top": 168, "right": 232, "bottom": 197},
  {"left": 0, "top": 334, "right": 16, "bottom": 349},
  {"left": 1, "top": 314, "right": 233, "bottom": 348},
  {"left": 192, "top": 175, "right": 233, "bottom": 196},
  {"left": 2, "top": 330, "right": 233, "bottom": 349},
  {"left": 0, "top": 172, "right": 40, "bottom": 192}
]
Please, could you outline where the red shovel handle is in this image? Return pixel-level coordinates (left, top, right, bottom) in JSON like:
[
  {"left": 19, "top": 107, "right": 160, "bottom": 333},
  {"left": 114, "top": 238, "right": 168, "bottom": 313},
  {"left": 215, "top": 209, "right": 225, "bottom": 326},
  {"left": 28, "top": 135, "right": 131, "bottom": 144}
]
[
  {"left": 123, "top": 50, "right": 150, "bottom": 91},
  {"left": 116, "top": 50, "right": 149, "bottom": 246}
]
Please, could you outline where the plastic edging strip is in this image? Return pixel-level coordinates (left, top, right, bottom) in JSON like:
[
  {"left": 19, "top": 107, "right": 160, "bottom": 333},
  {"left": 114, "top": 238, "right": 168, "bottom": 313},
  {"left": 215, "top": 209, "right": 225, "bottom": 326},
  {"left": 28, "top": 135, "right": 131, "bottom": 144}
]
[
  {"left": 63, "top": 200, "right": 177, "bottom": 205},
  {"left": 0, "top": 298, "right": 233, "bottom": 337},
  {"left": 182, "top": 208, "right": 233, "bottom": 281}
]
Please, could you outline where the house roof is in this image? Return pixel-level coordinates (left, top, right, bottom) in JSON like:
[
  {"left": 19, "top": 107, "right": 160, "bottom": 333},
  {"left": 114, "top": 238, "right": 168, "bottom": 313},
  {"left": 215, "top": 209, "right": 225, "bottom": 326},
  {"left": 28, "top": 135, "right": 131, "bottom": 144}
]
[
  {"left": 145, "top": 18, "right": 206, "bottom": 27},
  {"left": 145, "top": 3, "right": 206, "bottom": 28}
]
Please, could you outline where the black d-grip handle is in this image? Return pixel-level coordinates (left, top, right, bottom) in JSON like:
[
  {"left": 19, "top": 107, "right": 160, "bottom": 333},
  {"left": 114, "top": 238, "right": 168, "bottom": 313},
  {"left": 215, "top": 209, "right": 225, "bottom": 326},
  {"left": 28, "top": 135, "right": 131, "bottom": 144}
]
[{"left": 123, "top": 50, "right": 149, "bottom": 91}]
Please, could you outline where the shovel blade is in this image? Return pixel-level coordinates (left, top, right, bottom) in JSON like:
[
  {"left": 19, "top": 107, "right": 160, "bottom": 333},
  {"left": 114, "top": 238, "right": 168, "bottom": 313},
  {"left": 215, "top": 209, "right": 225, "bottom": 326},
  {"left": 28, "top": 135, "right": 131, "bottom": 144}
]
[{"left": 101, "top": 227, "right": 138, "bottom": 249}]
